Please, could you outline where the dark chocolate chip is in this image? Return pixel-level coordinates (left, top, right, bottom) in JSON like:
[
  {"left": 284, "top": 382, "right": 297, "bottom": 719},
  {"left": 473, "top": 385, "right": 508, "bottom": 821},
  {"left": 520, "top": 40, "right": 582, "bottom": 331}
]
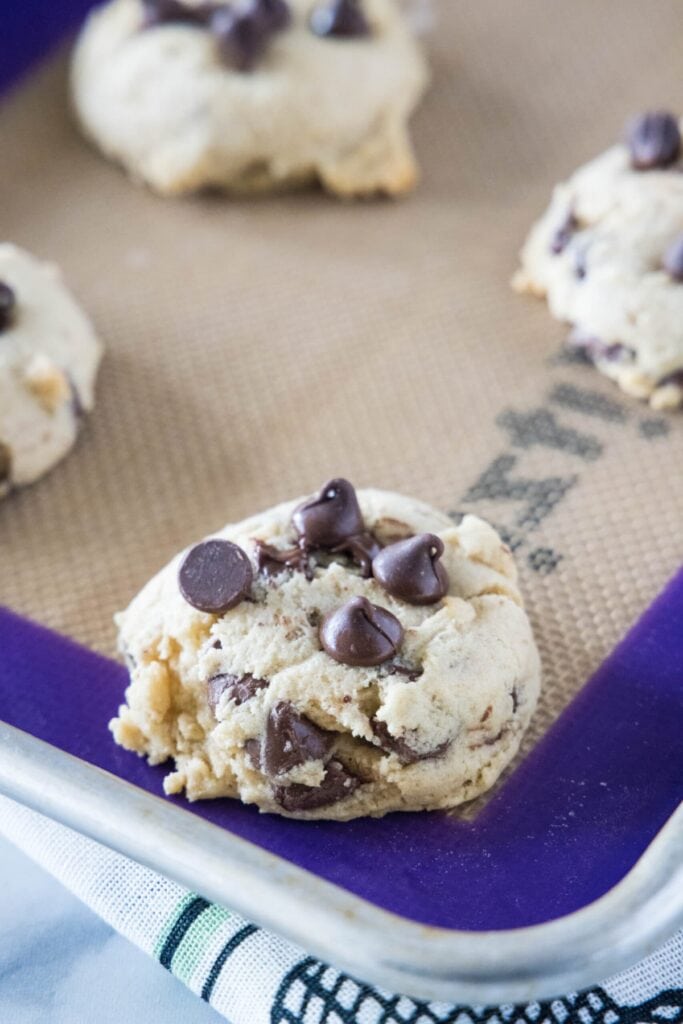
[
  {"left": 250, "top": 0, "right": 290, "bottom": 31},
  {"left": 330, "top": 530, "right": 382, "bottom": 578},
  {"left": 372, "top": 718, "right": 450, "bottom": 765},
  {"left": 0, "top": 443, "right": 10, "bottom": 485},
  {"left": 566, "top": 330, "right": 634, "bottom": 365},
  {"left": 253, "top": 539, "right": 310, "bottom": 578},
  {"left": 178, "top": 539, "right": 253, "bottom": 614},
  {"left": 657, "top": 368, "right": 683, "bottom": 389},
  {"left": 385, "top": 662, "right": 423, "bottom": 682},
  {"left": 550, "top": 209, "right": 578, "bottom": 255},
  {"left": 244, "top": 738, "right": 262, "bottom": 769},
  {"left": 574, "top": 243, "right": 589, "bottom": 280},
  {"left": 664, "top": 234, "right": 683, "bottom": 281},
  {"left": 310, "top": 0, "right": 369, "bottom": 37},
  {"left": 210, "top": 3, "right": 270, "bottom": 71},
  {"left": 292, "top": 478, "right": 364, "bottom": 549},
  {"left": 372, "top": 533, "right": 449, "bottom": 606},
  {"left": 261, "top": 701, "right": 335, "bottom": 777},
  {"left": 627, "top": 111, "right": 681, "bottom": 170},
  {"left": 0, "top": 281, "right": 16, "bottom": 332},
  {"left": 207, "top": 672, "right": 268, "bottom": 712},
  {"left": 212, "top": 639, "right": 223, "bottom": 649},
  {"left": 141, "top": 0, "right": 214, "bottom": 27},
  {"left": 274, "top": 759, "right": 360, "bottom": 811},
  {"left": 319, "top": 596, "right": 403, "bottom": 667}
]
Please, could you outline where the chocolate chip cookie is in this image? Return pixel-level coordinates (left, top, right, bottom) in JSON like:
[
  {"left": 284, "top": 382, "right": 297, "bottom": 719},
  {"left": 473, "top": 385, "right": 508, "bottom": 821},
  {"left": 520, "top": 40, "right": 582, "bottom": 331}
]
[
  {"left": 0, "top": 244, "right": 103, "bottom": 500},
  {"left": 111, "top": 480, "right": 540, "bottom": 819},
  {"left": 71, "top": 0, "right": 428, "bottom": 197},
  {"left": 514, "top": 111, "right": 683, "bottom": 410}
]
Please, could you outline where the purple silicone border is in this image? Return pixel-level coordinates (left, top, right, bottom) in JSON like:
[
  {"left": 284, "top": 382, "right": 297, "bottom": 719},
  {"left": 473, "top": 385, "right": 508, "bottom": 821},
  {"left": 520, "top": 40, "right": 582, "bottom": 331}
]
[
  {"left": 1, "top": 569, "right": 682, "bottom": 930},
  {"left": 1, "top": 10, "right": 682, "bottom": 931},
  {"left": 1, "top": 0, "right": 97, "bottom": 95}
]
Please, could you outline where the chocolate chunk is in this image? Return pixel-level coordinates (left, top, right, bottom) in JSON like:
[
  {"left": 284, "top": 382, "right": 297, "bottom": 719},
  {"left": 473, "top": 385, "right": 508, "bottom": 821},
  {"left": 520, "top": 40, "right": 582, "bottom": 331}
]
[
  {"left": 372, "top": 719, "right": 450, "bottom": 765},
  {"left": 372, "top": 533, "right": 449, "bottom": 606},
  {"left": 0, "top": 443, "right": 10, "bottom": 484},
  {"left": 319, "top": 596, "right": 403, "bottom": 666},
  {"left": 253, "top": 539, "right": 310, "bottom": 578},
  {"left": 664, "top": 234, "right": 683, "bottom": 281},
  {"left": 274, "top": 760, "right": 360, "bottom": 811},
  {"left": 178, "top": 539, "right": 253, "bottom": 614},
  {"left": 627, "top": 111, "right": 681, "bottom": 170},
  {"left": 310, "top": 0, "right": 369, "bottom": 37},
  {"left": 207, "top": 673, "right": 268, "bottom": 712},
  {"left": 261, "top": 701, "right": 335, "bottom": 777},
  {"left": 0, "top": 281, "right": 16, "bottom": 332},
  {"left": 331, "top": 530, "right": 382, "bottom": 578},
  {"left": 293, "top": 478, "right": 364, "bottom": 549},
  {"left": 550, "top": 209, "right": 578, "bottom": 255},
  {"left": 210, "top": 3, "right": 270, "bottom": 71}
]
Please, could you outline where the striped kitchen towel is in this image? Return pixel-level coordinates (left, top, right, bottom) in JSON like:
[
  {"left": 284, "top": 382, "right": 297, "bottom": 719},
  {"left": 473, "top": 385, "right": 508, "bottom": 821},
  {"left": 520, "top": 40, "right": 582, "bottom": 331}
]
[{"left": 0, "top": 795, "right": 681, "bottom": 1024}]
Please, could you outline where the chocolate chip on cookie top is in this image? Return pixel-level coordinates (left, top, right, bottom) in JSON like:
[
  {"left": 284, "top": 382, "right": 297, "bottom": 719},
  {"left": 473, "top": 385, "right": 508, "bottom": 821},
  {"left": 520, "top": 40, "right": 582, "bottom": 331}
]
[
  {"left": 207, "top": 672, "right": 268, "bottom": 712},
  {"left": 320, "top": 596, "right": 403, "bottom": 666},
  {"left": 310, "top": 0, "right": 369, "bottom": 38},
  {"left": 178, "top": 539, "right": 253, "bottom": 613},
  {"left": 664, "top": 234, "right": 683, "bottom": 281},
  {"left": 274, "top": 760, "right": 360, "bottom": 812},
  {"left": 0, "top": 282, "right": 16, "bottom": 332},
  {"left": 141, "top": 0, "right": 291, "bottom": 71},
  {"left": 372, "top": 533, "right": 449, "bottom": 605},
  {"left": 210, "top": 3, "right": 271, "bottom": 71},
  {"left": 293, "top": 478, "right": 365, "bottom": 549},
  {"left": 627, "top": 111, "right": 681, "bottom": 170},
  {"left": 261, "top": 701, "right": 335, "bottom": 776}
]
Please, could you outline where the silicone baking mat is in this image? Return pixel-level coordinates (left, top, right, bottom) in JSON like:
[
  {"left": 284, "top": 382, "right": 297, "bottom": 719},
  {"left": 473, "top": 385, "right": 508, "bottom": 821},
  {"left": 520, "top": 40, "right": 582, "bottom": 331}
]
[{"left": 1, "top": 0, "right": 682, "bottom": 929}]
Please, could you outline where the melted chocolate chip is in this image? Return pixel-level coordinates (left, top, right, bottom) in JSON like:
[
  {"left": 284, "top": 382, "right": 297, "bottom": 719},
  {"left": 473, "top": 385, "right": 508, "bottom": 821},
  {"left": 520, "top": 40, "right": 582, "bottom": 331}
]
[
  {"left": 319, "top": 596, "right": 403, "bottom": 667},
  {"left": 664, "top": 234, "right": 683, "bottom": 281},
  {"left": 210, "top": 3, "right": 270, "bottom": 71},
  {"left": 274, "top": 759, "right": 360, "bottom": 811},
  {"left": 0, "top": 281, "right": 16, "bottom": 332},
  {"left": 310, "top": 0, "right": 369, "bottom": 37},
  {"left": 627, "top": 111, "right": 681, "bottom": 170},
  {"left": 0, "top": 443, "right": 10, "bottom": 485},
  {"left": 372, "top": 719, "right": 450, "bottom": 765},
  {"left": 293, "top": 478, "right": 364, "bottom": 549},
  {"left": 330, "top": 530, "right": 382, "bottom": 578},
  {"left": 207, "top": 673, "right": 268, "bottom": 712},
  {"left": 550, "top": 209, "right": 578, "bottom": 255},
  {"left": 261, "top": 701, "right": 335, "bottom": 777},
  {"left": 178, "top": 539, "right": 253, "bottom": 614},
  {"left": 253, "top": 539, "right": 310, "bottom": 578},
  {"left": 372, "top": 533, "right": 449, "bottom": 605}
]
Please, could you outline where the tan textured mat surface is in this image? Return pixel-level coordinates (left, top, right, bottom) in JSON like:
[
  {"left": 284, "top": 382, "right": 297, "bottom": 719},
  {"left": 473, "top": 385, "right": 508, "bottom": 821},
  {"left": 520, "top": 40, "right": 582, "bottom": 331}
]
[{"left": 1, "top": 0, "right": 682, "bottom": 790}]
